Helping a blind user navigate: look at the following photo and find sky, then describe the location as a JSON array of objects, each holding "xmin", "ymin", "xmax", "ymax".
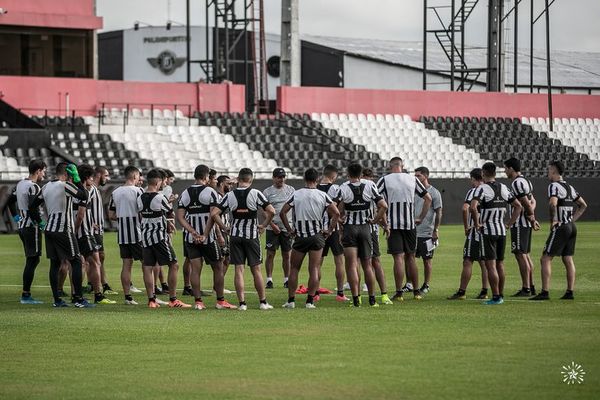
[{"xmin": 97, "ymin": 0, "xmax": 600, "ymax": 53}]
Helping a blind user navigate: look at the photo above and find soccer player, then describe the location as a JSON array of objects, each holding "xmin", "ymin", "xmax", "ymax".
[
  {"xmin": 280, "ymin": 168, "xmax": 340, "ymax": 309},
  {"xmin": 503, "ymin": 157, "xmax": 540, "ymax": 297},
  {"xmin": 377, "ymin": 157, "xmax": 431, "ymax": 301},
  {"xmin": 338, "ymin": 163, "xmax": 388, "ymax": 307},
  {"xmin": 263, "ymin": 167, "xmax": 295, "ymax": 289},
  {"xmin": 8, "ymin": 159, "xmax": 47, "ymax": 304},
  {"xmin": 74, "ymin": 164, "xmax": 115, "ymax": 304},
  {"xmin": 362, "ymin": 168, "xmax": 393, "ymax": 305},
  {"xmin": 108, "ymin": 166, "xmax": 144, "ymax": 304},
  {"xmin": 91, "ymin": 166, "xmax": 117, "ymax": 294},
  {"xmin": 138, "ymin": 169, "xmax": 190, "ymax": 308},
  {"xmin": 448, "ymin": 168, "xmax": 490, "ymax": 300},
  {"xmin": 412, "ymin": 166, "xmax": 443, "ymax": 294},
  {"xmin": 317, "ymin": 164, "xmax": 346, "ymax": 301},
  {"xmin": 205, "ymin": 168, "xmax": 275, "ymax": 310},
  {"xmin": 29, "ymin": 162, "xmax": 94, "ymax": 307},
  {"xmin": 470, "ymin": 162, "xmax": 522, "ymax": 305},
  {"xmin": 216, "ymin": 175, "xmax": 234, "ymax": 291},
  {"xmin": 153, "ymin": 168, "xmax": 170, "ymax": 295},
  {"xmin": 176, "ymin": 165, "xmax": 236, "ymax": 310},
  {"xmin": 530, "ymin": 161, "xmax": 587, "ymax": 301}
]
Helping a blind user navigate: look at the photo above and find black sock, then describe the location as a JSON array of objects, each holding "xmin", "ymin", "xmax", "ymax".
[
  {"xmin": 70, "ymin": 257, "xmax": 83, "ymax": 298},
  {"xmin": 162, "ymin": 283, "xmax": 169, "ymax": 290},
  {"xmin": 288, "ymin": 296, "xmax": 295, "ymax": 303},
  {"xmin": 125, "ymin": 294, "xmax": 133, "ymax": 301},
  {"xmin": 239, "ymin": 301, "xmax": 246, "ymax": 306},
  {"xmin": 337, "ymin": 290, "xmax": 344, "ymax": 297},
  {"xmin": 22, "ymin": 292, "xmax": 31, "ymax": 298},
  {"xmin": 103, "ymin": 283, "xmax": 111, "ymax": 290},
  {"xmin": 499, "ymin": 293, "xmax": 504, "ymax": 298},
  {"xmin": 541, "ymin": 290, "xmax": 549, "ymax": 295},
  {"xmin": 23, "ymin": 256, "xmax": 40, "ymax": 293},
  {"xmin": 184, "ymin": 285, "xmax": 192, "ymax": 291},
  {"xmin": 481, "ymin": 288, "xmax": 488, "ymax": 293},
  {"xmin": 169, "ymin": 296, "xmax": 177, "ymax": 302},
  {"xmin": 493, "ymin": 294, "xmax": 501, "ymax": 301},
  {"xmin": 381, "ymin": 291, "xmax": 387, "ymax": 295},
  {"xmin": 94, "ymin": 292, "xmax": 104, "ymax": 302},
  {"xmin": 49, "ymin": 259, "xmax": 61, "ymax": 302},
  {"xmin": 413, "ymin": 289, "xmax": 420, "ymax": 296},
  {"xmin": 195, "ymin": 297, "xmax": 202, "ymax": 302},
  {"xmin": 369, "ymin": 295, "xmax": 376, "ymax": 305},
  {"xmin": 353, "ymin": 295, "xmax": 360, "ymax": 306},
  {"xmin": 457, "ymin": 289, "xmax": 466, "ymax": 295},
  {"xmin": 260, "ymin": 299, "xmax": 267, "ymax": 304},
  {"xmin": 149, "ymin": 296, "xmax": 156, "ymax": 302},
  {"xmin": 217, "ymin": 296, "xmax": 224, "ymax": 301},
  {"xmin": 522, "ymin": 287, "xmax": 530, "ymax": 292},
  {"xmin": 306, "ymin": 295, "xmax": 314, "ymax": 304},
  {"xmin": 565, "ymin": 289, "xmax": 573, "ymax": 294},
  {"xmin": 396, "ymin": 290, "xmax": 403, "ymax": 296}
]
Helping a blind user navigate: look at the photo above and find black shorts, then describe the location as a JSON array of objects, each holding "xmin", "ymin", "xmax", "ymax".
[
  {"xmin": 293, "ymin": 234, "xmax": 326, "ymax": 254},
  {"xmin": 463, "ymin": 231, "xmax": 482, "ymax": 261},
  {"xmin": 481, "ymin": 235, "xmax": 506, "ymax": 261},
  {"xmin": 45, "ymin": 231, "xmax": 80, "ymax": 261},
  {"xmin": 142, "ymin": 241, "xmax": 177, "ymax": 267},
  {"xmin": 416, "ymin": 237, "xmax": 435, "ymax": 260},
  {"xmin": 341, "ymin": 224, "xmax": 372, "ymax": 260},
  {"xmin": 230, "ymin": 236, "xmax": 262, "ymax": 267},
  {"xmin": 371, "ymin": 231, "xmax": 381, "ymax": 258},
  {"xmin": 94, "ymin": 234, "xmax": 104, "ymax": 252},
  {"xmin": 511, "ymin": 226, "xmax": 532, "ymax": 254},
  {"xmin": 119, "ymin": 243, "xmax": 143, "ymax": 261},
  {"xmin": 19, "ymin": 226, "xmax": 42, "ymax": 258},
  {"xmin": 544, "ymin": 222, "xmax": 577, "ymax": 257},
  {"xmin": 322, "ymin": 230, "xmax": 343, "ymax": 257},
  {"xmin": 78, "ymin": 235, "xmax": 99, "ymax": 257},
  {"xmin": 185, "ymin": 241, "xmax": 221, "ymax": 264},
  {"xmin": 387, "ymin": 229, "xmax": 417, "ymax": 255},
  {"xmin": 265, "ymin": 230, "xmax": 293, "ymax": 252},
  {"xmin": 183, "ymin": 240, "xmax": 188, "ymax": 258}
]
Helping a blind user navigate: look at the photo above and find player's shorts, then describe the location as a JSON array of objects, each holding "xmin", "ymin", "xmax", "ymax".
[
  {"xmin": 463, "ymin": 230, "xmax": 482, "ymax": 261},
  {"xmin": 341, "ymin": 224, "xmax": 373, "ymax": 260},
  {"xmin": 322, "ymin": 230, "xmax": 343, "ymax": 257},
  {"xmin": 371, "ymin": 231, "xmax": 381, "ymax": 258},
  {"xmin": 19, "ymin": 226, "xmax": 42, "ymax": 258},
  {"xmin": 293, "ymin": 233, "xmax": 326, "ymax": 254},
  {"xmin": 230, "ymin": 236, "xmax": 262, "ymax": 267},
  {"xmin": 481, "ymin": 234, "xmax": 506, "ymax": 261},
  {"xmin": 142, "ymin": 241, "xmax": 177, "ymax": 267},
  {"xmin": 543, "ymin": 222, "xmax": 577, "ymax": 257},
  {"xmin": 185, "ymin": 241, "xmax": 221, "ymax": 264},
  {"xmin": 265, "ymin": 230, "xmax": 293, "ymax": 252},
  {"xmin": 45, "ymin": 231, "xmax": 80, "ymax": 261},
  {"xmin": 387, "ymin": 229, "xmax": 417, "ymax": 255},
  {"xmin": 416, "ymin": 236, "xmax": 435, "ymax": 260},
  {"xmin": 119, "ymin": 242, "xmax": 143, "ymax": 261},
  {"xmin": 510, "ymin": 226, "xmax": 532, "ymax": 254},
  {"xmin": 78, "ymin": 235, "xmax": 99, "ymax": 257},
  {"xmin": 94, "ymin": 234, "xmax": 104, "ymax": 252}
]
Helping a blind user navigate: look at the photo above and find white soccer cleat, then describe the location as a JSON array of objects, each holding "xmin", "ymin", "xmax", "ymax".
[
  {"xmin": 259, "ymin": 302, "xmax": 273, "ymax": 310},
  {"xmin": 124, "ymin": 299, "xmax": 138, "ymax": 305},
  {"xmin": 223, "ymin": 288, "xmax": 233, "ymax": 294},
  {"xmin": 342, "ymin": 282, "xmax": 351, "ymax": 290},
  {"xmin": 362, "ymin": 283, "xmax": 368, "ymax": 292},
  {"xmin": 282, "ymin": 302, "xmax": 295, "ymax": 309},
  {"xmin": 238, "ymin": 304, "xmax": 248, "ymax": 311},
  {"xmin": 155, "ymin": 298, "xmax": 169, "ymax": 306},
  {"xmin": 305, "ymin": 303, "xmax": 317, "ymax": 309},
  {"xmin": 129, "ymin": 285, "xmax": 143, "ymax": 294}
]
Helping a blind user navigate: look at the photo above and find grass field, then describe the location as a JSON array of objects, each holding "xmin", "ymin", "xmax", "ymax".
[{"xmin": 0, "ymin": 223, "xmax": 598, "ymax": 399}]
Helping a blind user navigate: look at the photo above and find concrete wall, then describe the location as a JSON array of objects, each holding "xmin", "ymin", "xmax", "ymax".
[{"xmin": 0, "ymin": 0, "xmax": 102, "ymax": 30}]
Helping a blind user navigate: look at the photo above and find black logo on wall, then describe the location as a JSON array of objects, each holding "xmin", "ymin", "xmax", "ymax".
[{"xmin": 147, "ymin": 50, "xmax": 186, "ymax": 75}]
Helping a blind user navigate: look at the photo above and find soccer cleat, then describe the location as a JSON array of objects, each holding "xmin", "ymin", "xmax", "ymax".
[
  {"xmin": 96, "ymin": 297, "xmax": 117, "ymax": 305},
  {"xmin": 103, "ymin": 289, "xmax": 119, "ymax": 295},
  {"xmin": 318, "ymin": 287, "xmax": 334, "ymax": 294},
  {"xmin": 335, "ymin": 294, "xmax": 350, "ymax": 302},
  {"xmin": 57, "ymin": 289, "xmax": 67, "ymax": 297},
  {"xmin": 169, "ymin": 299, "xmax": 192, "ymax": 308},
  {"xmin": 259, "ymin": 302, "xmax": 274, "ymax": 310},
  {"xmin": 529, "ymin": 292, "xmax": 550, "ymax": 301},
  {"xmin": 560, "ymin": 291, "xmax": 574, "ymax": 300},
  {"xmin": 420, "ymin": 284, "xmax": 430, "ymax": 294},
  {"xmin": 201, "ymin": 290, "xmax": 213, "ymax": 296},
  {"xmin": 530, "ymin": 286, "xmax": 537, "ymax": 296},
  {"xmin": 283, "ymin": 281, "xmax": 289, "ymax": 289},
  {"xmin": 380, "ymin": 294, "xmax": 393, "ymax": 305},
  {"xmin": 362, "ymin": 283, "xmax": 368, "ymax": 293},
  {"xmin": 124, "ymin": 299, "xmax": 138, "ymax": 305},
  {"xmin": 238, "ymin": 304, "xmax": 248, "ymax": 311},
  {"xmin": 74, "ymin": 299, "xmax": 96, "ymax": 308},
  {"xmin": 476, "ymin": 290, "xmax": 489, "ymax": 300},
  {"xmin": 53, "ymin": 299, "xmax": 69, "ymax": 307},
  {"xmin": 154, "ymin": 286, "xmax": 163, "ymax": 295},
  {"xmin": 391, "ymin": 293, "xmax": 404, "ymax": 302},
  {"xmin": 414, "ymin": 292, "xmax": 423, "ymax": 300},
  {"xmin": 511, "ymin": 289, "xmax": 531, "ymax": 297},
  {"xmin": 370, "ymin": 302, "xmax": 380, "ymax": 308},
  {"xmin": 447, "ymin": 291, "xmax": 466, "ymax": 300},
  {"xmin": 295, "ymin": 285, "xmax": 308, "ymax": 294},
  {"xmin": 483, "ymin": 297, "xmax": 504, "ymax": 305},
  {"xmin": 266, "ymin": 280, "xmax": 274, "ymax": 289},
  {"xmin": 182, "ymin": 287, "xmax": 193, "ymax": 296},
  {"xmin": 161, "ymin": 283, "xmax": 169, "ymax": 292},
  {"xmin": 342, "ymin": 282, "xmax": 351, "ymax": 290},
  {"xmin": 215, "ymin": 300, "xmax": 237, "ymax": 309},
  {"xmin": 305, "ymin": 303, "xmax": 316, "ymax": 309},
  {"xmin": 20, "ymin": 296, "xmax": 43, "ymax": 305},
  {"xmin": 401, "ymin": 283, "xmax": 413, "ymax": 293},
  {"xmin": 282, "ymin": 302, "xmax": 296, "ymax": 309},
  {"xmin": 129, "ymin": 285, "xmax": 143, "ymax": 294},
  {"xmin": 222, "ymin": 288, "xmax": 233, "ymax": 294},
  {"xmin": 155, "ymin": 298, "xmax": 169, "ymax": 306},
  {"xmin": 194, "ymin": 301, "xmax": 206, "ymax": 310},
  {"xmin": 148, "ymin": 301, "xmax": 160, "ymax": 308}
]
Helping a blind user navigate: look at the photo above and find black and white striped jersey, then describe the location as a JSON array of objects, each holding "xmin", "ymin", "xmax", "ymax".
[
  {"xmin": 377, "ymin": 173, "xmax": 428, "ymax": 230},
  {"xmin": 317, "ymin": 183, "xmax": 340, "ymax": 231},
  {"xmin": 464, "ymin": 187, "xmax": 480, "ymax": 240},
  {"xmin": 547, "ymin": 181, "xmax": 580, "ymax": 225},
  {"xmin": 510, "ymin": 175, "xmax": 534, "ymax": 228},
  {"xmin": 108, "ymin": 185, "xmax": 144, "ymax": 244},
  {"xmin": 178, "ymin": 184, "xmax": 219, "ymax": 244},
  {"xmin": 89, "ymin": 185, "xmax": 105, "ymax": 234},
  {"xmin": 339, "ymin": 179, "xmax": 382, "ymax": 225},
  {"xmin": 39, "ymin": 180, "xmax": 87, "ymax": 233},
  {"xmin": 286, "ymin": 188, "xmax": 332, "ymax": 238},
  {"xmin": 472, "ymin": 181, "xmax": 516, "ymax": 236},
  {"xmin": 137, "ymin": 192, "xmax": 173, "ymax": 247},
  {"xmin": 216, "ymin": 192, "xmax": 231, "ymax": 232},
  {"xmin": 217, "ymin": 187, "xmax": 270, "ymax": 239},
  {"xmin": 367, "ymin": 198, "xmax": 379, "ymax": 234},
  {"xmin": 14, "ymin": 179, "xmax": 42, "ymax": 229},
  {"xmin": 73, "ymin": 187, "xmax": 95, "ymax": 239}
]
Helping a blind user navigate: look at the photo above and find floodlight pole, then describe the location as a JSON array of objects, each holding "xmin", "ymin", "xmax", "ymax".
[
  {"xmin": 530, "ymin": 0, "xmax": 533, "ymax": 93},
  {"xmin": 423, "ymin": 0, "xmax": 427, "ymax": 90},
  {"xmin": 514, "ymin": 0, "xmax": 518, "ymax": 93},
  {"xmin": 186, "ymin": 0, "xmax": 191, "ymax": 83},
  {"xmin": 545, "ymin": 0, "xmax": 553, "ymax": 132}
]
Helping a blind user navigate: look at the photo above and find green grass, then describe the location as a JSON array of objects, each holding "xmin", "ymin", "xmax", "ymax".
[{"xmin": 0, "ymin": 223, "xmax": 598, "ymax": 399}]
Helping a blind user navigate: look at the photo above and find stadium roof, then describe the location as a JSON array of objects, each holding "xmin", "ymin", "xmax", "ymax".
[{"xmin": 304, "ymin": 35, "xmax": 600, "ymax": 89}]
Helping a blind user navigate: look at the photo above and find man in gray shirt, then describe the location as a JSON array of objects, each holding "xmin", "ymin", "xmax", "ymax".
[
  {"xmin": 263, "ymin": 168, "xmax": 295, "ymax": 288},
  {"xmin": 413, "ymin": 167, "xmax": 443, "ymax": 295}
]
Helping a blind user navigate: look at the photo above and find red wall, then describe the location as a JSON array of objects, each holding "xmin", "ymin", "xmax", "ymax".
[
  {"xmin": 0, "ymin": 0, "xmax": 102, "ymax": 29},
  {"xmin": 0, "ymin": 76, "xmax": 245, "ymax": 115},
  {"xmin": 278, "ymin": 86, "xmax": 600, "ymax": 119}
]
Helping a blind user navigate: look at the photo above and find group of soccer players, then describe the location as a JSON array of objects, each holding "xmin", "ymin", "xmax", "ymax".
[{"xmin": 8, "ymin": 154, "xmax": 587, "ymax": 309}]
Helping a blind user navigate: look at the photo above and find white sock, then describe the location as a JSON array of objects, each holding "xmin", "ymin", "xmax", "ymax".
[{"xmin": 267, "ymin": 277, "xmax": 273, "ymax": 283}]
